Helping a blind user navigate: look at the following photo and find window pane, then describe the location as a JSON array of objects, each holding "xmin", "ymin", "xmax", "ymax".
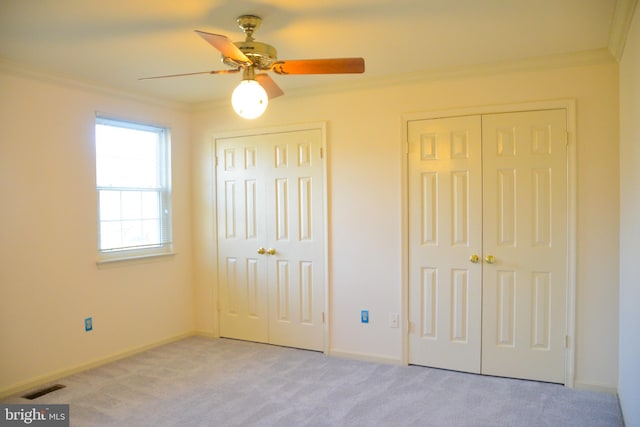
[
  {"xmin": 96, "ymin": 124, "xmax": 159, "ymax": 188},
  {"xmin": 121, "ymin": 191, "xmax": 142, "ymax": 220},
  {"xmin": 142, "ymin": 219, "xmax": 160, "ymax": 245},
  {"xmin": 121, "ymin": 219, "xmax": 143, "ymax": 247},
  {"xmin": 141, "ymin": 192, "xmax": 159, "ymax": 219},
  {"xmin": 99, "ymin": 191, "xmax": 121, "ymax": 221},
  {"xmin": 96, "ymin": 117, "xmax": 172, "ymax": 257},
  {"xmin": 100, "ymin": 221, "xmax": 122, "ymax": 250}
]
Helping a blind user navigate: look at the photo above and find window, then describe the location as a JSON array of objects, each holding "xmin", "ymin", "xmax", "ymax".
[{"xmin": 95, "ymin": 117, "xmax": 172, "ymax": 261}]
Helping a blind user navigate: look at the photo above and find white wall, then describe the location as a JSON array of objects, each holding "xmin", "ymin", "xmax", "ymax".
[
  {"xmin": 619, "ymin": 4, "xmax": 640, "ymax": 426},
  {"xmin": 0, "ymin": 51, "xmax": 621, "ymax": 397},
  {"xmin": 191, "ymin": 56, "xmax": 620, "ymax": 389},
  {"xmin": 0, "ymin": 69, "xmax": 195, "ymax": 396}
]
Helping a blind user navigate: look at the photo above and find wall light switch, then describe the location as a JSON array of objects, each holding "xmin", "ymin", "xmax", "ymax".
[
  {"xmin": 390, "ymin": 313, "xmax": 400, "ymax": 328},
  {"xmin": 85, "ymin": 317, "xmax": 93, "ymax": 332},
  {"xmin": 361, "ymin": 310, "xmax": 369, "ymax": 324}
]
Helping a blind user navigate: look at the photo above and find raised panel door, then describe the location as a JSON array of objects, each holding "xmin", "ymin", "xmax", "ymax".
[
  {"xmin": 481, "ymin": 109, "xmax": 567, "ymax": 382},
  {"xmin": 216, "ymin": 139, "xmax": 269, "ymax": 343},
  {"xmin": 216, "ymin": 129, "xmax": 325, "ymax": 351},
  {"xmin": 407, "ymin": 109, "xmax": 568, "ymax": 383},
  {"xmin": 408, "ymin": 115, "xmax": 483, "ymax": 373},
  {"xmin": 264, "ymin": 130, "xmax": 325, "ymax": 351}
]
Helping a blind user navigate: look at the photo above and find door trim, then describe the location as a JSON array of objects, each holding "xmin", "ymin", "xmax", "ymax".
[
  {"xmin": 211, "ymin": 122, "xmax": 330, "ymax": 354},
  {"xmin": 401, "ymin": 100, "xmax": 577, "ymax": 387}
]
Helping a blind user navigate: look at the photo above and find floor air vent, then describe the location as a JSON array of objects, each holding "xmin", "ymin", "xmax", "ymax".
[{"xmin": 22, "ymin": 384, "xmax": 66, "ymax": 400}]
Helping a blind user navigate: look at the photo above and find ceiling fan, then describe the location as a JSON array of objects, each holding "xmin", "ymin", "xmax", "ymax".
[{"xmin": 141, "ymin": 15, "xmax": 366, "ymax": 118}]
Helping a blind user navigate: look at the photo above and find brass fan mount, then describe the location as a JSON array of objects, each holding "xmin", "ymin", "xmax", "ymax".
[
  {"xmin": 236, "ymin": 15, "xmax": 261, "ymax": 40},
  {"xmin": 223, "ymin": 15, "xmax": 278, "ymax": 70}
]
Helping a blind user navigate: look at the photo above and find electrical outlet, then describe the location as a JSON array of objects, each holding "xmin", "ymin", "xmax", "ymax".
[
  {"xmin": 361, "ymin": 310, "xmax": 369, "ymax": 324},
  {"xmin": 84, "ymin": 317, "xmax": 93, "ymax": 332},
  {"xmin": 389, "ymin": 313, "xmax": 399, "ymax": 328}
]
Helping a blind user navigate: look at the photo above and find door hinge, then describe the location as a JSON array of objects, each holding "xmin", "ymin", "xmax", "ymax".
[
  {"xmin": 322, "ymin": 312, "xmax": 325, "ymax": 323},
  {"xmin": 320, "ymin": 147, "xmax": 324, "ymax": 159},
  {"xmin": 565, "ymin": 131, "xmax": 570, "ymax": 147},
  {"xmin": 565, "ymin": 335, "xmax": 570, "ymax": 348},
  {"xmin": 408, "ymin": 321, "xmax": 413, "ymax": 334}
]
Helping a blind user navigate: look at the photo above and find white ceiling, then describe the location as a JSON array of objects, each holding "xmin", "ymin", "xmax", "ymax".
[{"xmin": 0, "ymin": 0, "xmax": 623, "ymax": 106}]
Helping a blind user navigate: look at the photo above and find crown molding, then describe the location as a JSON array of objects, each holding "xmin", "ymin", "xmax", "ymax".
[
  {"xmin": 0, "ymin": 58, "xmax": 190, "ymax": 112},
  {"xmin": 3, "ymin": 48, "xmax": 617, "ymax": 115},
  {"xmin": 609, "ymin": 0, "xmax": 639, "ymax": 61},
  {"xmin": 275, "ymin": 49, "xmax": 616, "ymax": 102}
]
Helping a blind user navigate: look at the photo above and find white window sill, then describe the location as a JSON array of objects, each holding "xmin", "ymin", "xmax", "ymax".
[{"xmin": 96, "ymin": 251, "xmax": 176, "ymax": 266}]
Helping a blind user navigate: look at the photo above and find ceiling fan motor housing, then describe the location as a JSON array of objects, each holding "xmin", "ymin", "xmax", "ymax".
[{"xmin": 223, "ymin": 41, "xmax": 278, "ymax": 70}]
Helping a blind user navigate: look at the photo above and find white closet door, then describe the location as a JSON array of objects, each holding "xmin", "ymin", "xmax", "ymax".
[
  {"xmin": 481, "ymin": 109, "xmax": 567, "ymax": 383},
  {"xmin": 408, "ymin": 115, "xmax": 483, "ymax": 373},
  {"xmin": 216, "ymin": 129, "xmax": 325, "ymax": 351},
  {"xmin": 216, "ymin": 137, "xmax": 269, "ymax": 343},
  {"xmin": 264, "ymin": 129, "xmax": 325, "ymax": 351}
]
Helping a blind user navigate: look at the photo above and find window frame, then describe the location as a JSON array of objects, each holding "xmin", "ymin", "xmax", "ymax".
[{"xmin": 95, "ymin": 116, "xmax": 173, "ymax": 263}]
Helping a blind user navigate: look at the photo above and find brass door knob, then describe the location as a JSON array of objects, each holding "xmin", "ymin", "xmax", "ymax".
[
  {"xmin": 485, "ymin": 255, "xmax": 496, "ymax": 264},
  {"xmin": 266, "ymin": 248, "xmax": 276, "ymax": 255},
  {"xmin": 469, "ymin": 254, "xmax": 480, "ymax": 264},
  {"xmin": 257, "ymin": 247, "xmax": 266, "ymax": 255}
]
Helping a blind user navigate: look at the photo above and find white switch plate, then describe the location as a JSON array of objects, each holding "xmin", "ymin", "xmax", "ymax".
[{"xmin": 389, "ymin": 313, "xmax": 399, "ymax": 328}]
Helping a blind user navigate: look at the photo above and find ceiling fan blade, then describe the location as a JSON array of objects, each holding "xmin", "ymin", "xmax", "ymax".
[
  {"xmin": 195, "ymin": 30, "xmax": 251, "ymax": 66},
  {"xmin": 139, "ymin": 69, "xmax": 240, "ymax": 80},
  {"xmin": 271, "ymin": 58, "xmax": 365, "ymax": 75},
  {"xmin": 255, "ymin": 74, "xmax": 284, "ymax": 99}
]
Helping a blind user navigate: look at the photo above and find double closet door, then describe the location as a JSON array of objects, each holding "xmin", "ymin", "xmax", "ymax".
[
  {"xmin": 408, "ymin": 110, "xmax": 568, "ymax": 383},
  {"xmin": 216, "ymin": 128, "xmax": 325, "ymax": 351}
]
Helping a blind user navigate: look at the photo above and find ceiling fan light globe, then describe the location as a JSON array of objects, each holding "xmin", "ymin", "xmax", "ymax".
[{"xmin": 231, "ymin": 80, "xmax": 268, "ymax": 119}]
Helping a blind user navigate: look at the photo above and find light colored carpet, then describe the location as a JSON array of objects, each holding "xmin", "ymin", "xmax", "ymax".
[{"xmin": 2, "ymin": 336, "xmax": 623, "ymax": 426}]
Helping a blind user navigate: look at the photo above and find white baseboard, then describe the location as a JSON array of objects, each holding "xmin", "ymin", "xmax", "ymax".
[
  {"xmin": 193, "ymin": 330, "xmax": 218, "ymax": 339},
  {"xmin": 574, "ymin": 381, "xmax": 619, "ymax": 395},
  {"xmin": 329, "ymin": 348, "xmax": 403, "ymax": 366},
  {"xmin": 0, "ymin": 331, "xmax": 195, "ymax": 400}
]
